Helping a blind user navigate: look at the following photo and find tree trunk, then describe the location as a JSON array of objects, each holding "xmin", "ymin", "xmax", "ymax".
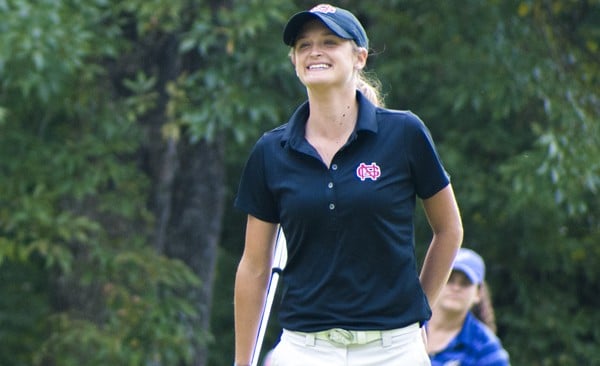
[
  {"xmin": 165, "ymin": 136, "xmax": 225, "ymax": 366},
  {"xmin": 142, "ymin": 32, "xmax": 226, "ymax": 366},
  {"xmin": 148, "ymin": 123, "xmax": 226, "ymax": 366}
]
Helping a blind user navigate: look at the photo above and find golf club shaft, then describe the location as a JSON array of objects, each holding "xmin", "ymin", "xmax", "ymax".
[{"xmin": 250, "ymin": 227, "xmax": 287, "ymax": 366}]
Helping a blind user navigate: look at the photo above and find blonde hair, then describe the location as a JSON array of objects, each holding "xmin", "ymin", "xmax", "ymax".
[
  {"xmin": 356, "ymin": 68, "xmax": 384, "ymax": 107},
  {"xmin": 351, "ymin": 44, "xmax": 384, "ymax": 107}
]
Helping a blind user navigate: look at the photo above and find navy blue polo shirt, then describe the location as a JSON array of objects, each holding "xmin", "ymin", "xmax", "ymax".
[{"xmin": 235, "ymin": 91, "xmax": 450, "ymax": 332}]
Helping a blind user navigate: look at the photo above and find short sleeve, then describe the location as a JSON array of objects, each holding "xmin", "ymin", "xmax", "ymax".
[
  {"xmin": 234, "ymin": 135, "xmax": 279, "ymax": 223},
  {"xmin": 404, "ymin": 113, "xmax": 450, "ymax": 199}
]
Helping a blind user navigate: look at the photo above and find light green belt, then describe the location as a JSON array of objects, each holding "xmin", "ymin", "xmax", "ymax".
[
  {"xmin": 312, "ymin": 328, "xmax": 383, "ymax": 346},
  {"xmin": 292, "ymin": 323, "xmax": 420, "ymax": 347}
]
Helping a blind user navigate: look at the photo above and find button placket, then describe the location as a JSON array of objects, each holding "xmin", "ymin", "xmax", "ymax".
[{"xmin": 328, "ymin": 164, "xmax": 338, "ymax": 211}]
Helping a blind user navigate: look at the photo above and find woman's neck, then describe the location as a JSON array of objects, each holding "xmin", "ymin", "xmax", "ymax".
[
  {"xmin": 302, "ymin": 87, "xmax": 358, "ymax": 167},
  {"xmin": 305, "ymin": 87, "xmax": 358, "ymax": 140}
]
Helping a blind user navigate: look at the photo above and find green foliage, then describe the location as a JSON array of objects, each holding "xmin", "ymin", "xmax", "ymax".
[
  {"xmin": 1, "ymin": 0, "xmax": 599, "ymax": 365},
  {"xmin": 0, "ymin": 261, "xmax": 49, "ymax": 366},
  {"xmin": 166, "ymin": 0, "xmax": 298, "ymax": 144},
  {"xmin": 0, "ymin": 93, "xmax": 203, "ymax": 365},
  {"xmin": 0, "ymin": 0, "xmax": 119, "ymax": 107},
  {"xmin": 34, "ymin": 250, "xmax": 202, "ymax": 366},
  {"xmin": 0, "ymin": 0, "xmax": 203, "ymax": 365}
]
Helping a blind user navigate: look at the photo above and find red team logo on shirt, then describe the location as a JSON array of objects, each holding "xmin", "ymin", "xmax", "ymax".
[{"xmin": 356, "ymin": 162, "xmax": 381, "ymax": 181}]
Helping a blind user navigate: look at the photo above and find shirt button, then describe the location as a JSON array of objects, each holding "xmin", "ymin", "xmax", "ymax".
[
  {"xmin": 328, "ymin": 182, "xmax": 334, "ymax": 189},
  {"xmin": 329, "ymin": 203, "xmax": 335, "ymax": 210},
  {"xmin": 331, "ymin": 164, "xmax": 338, "ymax": 170}
]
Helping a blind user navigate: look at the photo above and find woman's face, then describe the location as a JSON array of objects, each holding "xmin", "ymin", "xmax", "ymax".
[
  {"xmin": 437, "ymin": 270, "xmax": 481, "ymax": 314},
  {"xmin": 290, "ymin": 20, "xmax": 367, "ymax": 90}
]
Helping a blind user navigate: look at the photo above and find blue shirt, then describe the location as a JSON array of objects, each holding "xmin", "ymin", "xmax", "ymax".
[
  {"xmin": 429, "ymin": 312, "xmax": 511, "ymax": 366},
  {"xmin": 235, "ymin": 91, "xmax": 450, "ymax": 332}
]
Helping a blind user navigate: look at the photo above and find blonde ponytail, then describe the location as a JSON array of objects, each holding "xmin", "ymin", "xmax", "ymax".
[
  {"xmin": 356, "ymin": 70, "xmax": 384, "ymax": 107},
  {"xmin": 353, "ymin": 43, "xmax": 384, "ymax": 107}
]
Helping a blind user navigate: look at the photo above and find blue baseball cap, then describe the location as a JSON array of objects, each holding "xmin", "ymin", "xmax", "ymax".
[
  {"xmin": 452, "ymin": 248, "xmax": 486, "ymax": 285},
  {"xmin": 283, "ymin": 4, "xmax": 369, "ymax": 49}
]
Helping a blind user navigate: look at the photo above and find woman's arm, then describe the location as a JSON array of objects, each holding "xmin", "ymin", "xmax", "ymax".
[
  {"xmin": 233, "ymin": 215, "xmax": 278, "ymax": 365},
  {"xmin": 420, "ymin": 184, "xmax": 464, "ymax": 306}
]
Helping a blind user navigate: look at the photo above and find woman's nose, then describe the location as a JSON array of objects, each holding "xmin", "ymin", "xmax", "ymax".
[{"xmin": 309, "ymin": 45, "xmax": 322, "ymax": 57}]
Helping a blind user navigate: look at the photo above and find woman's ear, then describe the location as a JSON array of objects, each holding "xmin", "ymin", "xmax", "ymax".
[{"xmin": 355, "ymin": 47, "xmax": 368, "ymax": 70}]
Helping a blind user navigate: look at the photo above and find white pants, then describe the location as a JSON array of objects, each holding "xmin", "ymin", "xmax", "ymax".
[{"xmin": 270, "ymin": 323, "xmax": 431, "ymax": 366}]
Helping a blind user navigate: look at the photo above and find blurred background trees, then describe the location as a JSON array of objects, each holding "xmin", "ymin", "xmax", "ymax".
[{"xmin": 0, "ymin": 0, "xmax": 598, "ymax": 365}]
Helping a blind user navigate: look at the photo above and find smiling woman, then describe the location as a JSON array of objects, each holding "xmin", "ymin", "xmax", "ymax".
[
  {"xmin": 290, "ymin": 19, "xmax": 367, "ymax": 116},
  {"xmin": 233, "ymin": 4, "xmax": 463, "ymax": 366}
]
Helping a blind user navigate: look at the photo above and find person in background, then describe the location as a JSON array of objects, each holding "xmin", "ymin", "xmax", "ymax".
[
  {"xmin": 427, "ymin": 248, "xmax": 510, "ymax": 365},
  {"xmin": 233, "ymin": 4, "xmax": 463, "ymax": 366}
]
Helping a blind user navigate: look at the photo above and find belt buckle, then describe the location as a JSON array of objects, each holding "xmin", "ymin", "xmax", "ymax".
[{"xmin": 328, "ymin": 328, "xmax": 354, "ymax": 346}]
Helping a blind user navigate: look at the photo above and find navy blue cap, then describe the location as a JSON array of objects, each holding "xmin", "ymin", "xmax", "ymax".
[
  {"xmin": 283, "ymin": 4, "xmax": 369, "ymax": 49},
  {"xmin": 452, "ymin": 248, "xmax": 486, "ymax": 285}
]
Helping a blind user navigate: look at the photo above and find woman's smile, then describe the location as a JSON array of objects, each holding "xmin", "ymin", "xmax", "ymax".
[{"xmin": 307, "ymin": 63, "xmax": 332, "ymax": 70}]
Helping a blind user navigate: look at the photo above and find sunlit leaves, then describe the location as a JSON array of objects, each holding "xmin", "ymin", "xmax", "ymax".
[
  {"xmin": 166, "ymin": 1, "xmax": 297, "ymax": 144},
  {"xmin": 0, "ymin": 0, "xmax": 118, "ymax": 106}
]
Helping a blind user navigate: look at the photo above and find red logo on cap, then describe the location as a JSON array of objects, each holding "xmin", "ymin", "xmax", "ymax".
[
  {"xmin": 356, "ymin": 162, "xmax": 381, "ymax": 181},
  {"xmin": 310, "ymin": 4, "xmax": 336, "ymax": 14}
]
